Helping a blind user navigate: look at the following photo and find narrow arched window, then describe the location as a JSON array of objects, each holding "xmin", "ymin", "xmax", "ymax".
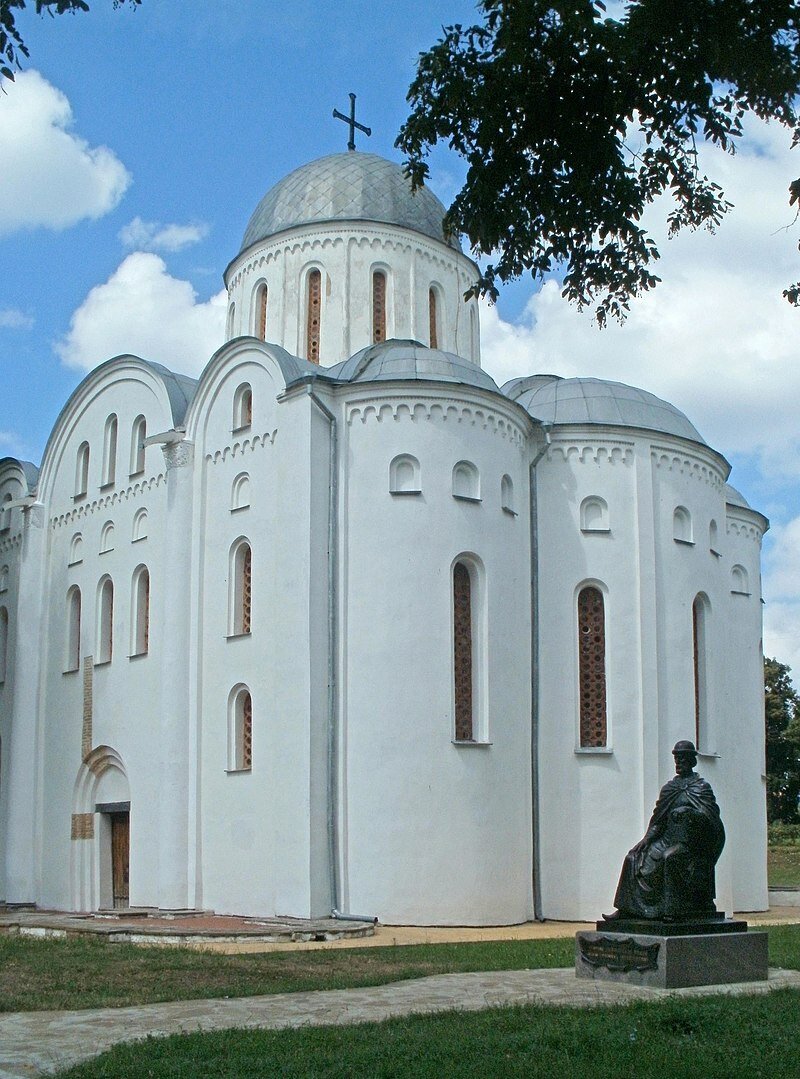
[
  {"xmin": 69, "ymin": 533, "xmax": 83, "ymax": 565},
  {"xmin": 66, "ymin": 586, "xmax": 81, "ymax": 672},
  {"xmin": 372, "ymin": 270, "xmax": 387, "ymax": 343},
  {"xmin": 0, "ymin": 493, "xmax": 11, "ymax": 531},
  {"xmin": 0, "ymin": 565, "xmax": 7, "ymax": 592},
  {"xmin": 255, "ymin": 282, "xmax": 268, "ymax": 340},
  {"xmin": 470, "ymin": 304, "xmax": 478, "ymax": 361},
  {"xmin": 673, "ymin": 506, "xmax": 692, "ymax": 543},
  {"xmin": 229, "ymin": 540, "xmax": 252, "ymax": 635},
  {"xmin": 233, "ymin": 384, "xmax": 253, "ymax": 431},
  {"xmin": 731, "ymin": 564, "xmax": 749, "ymax": 594},
  {"xmin": 132, "ymin": 565, "xmax": 150, "ymax": 656},
  {"xmin": 130, "ymin": 415, "xmax": 146, "ymax": 476},
  {"xmin": 306, "ymin": 269, "xmax": 322, "ymax": 363},
  {"xmin": 75, "ymin": 442, "xmax": 90, "ymax": 498},
  {"xmin": 452, "ymin": 461, "xmax": 480, "ymax": 500},
  {"xmin": 389, "ymin": 454, "xmax": 421, "ymax": 495},
  {"xmin": 577, "ymin": 586, "xmax": 607, "ymax": 748},
  {"xmin": 99, "ymin": 521, "xmax": 115, "ymax": 554},
  {"xmin": 227, "ymin": 302, "xmax": 236, "ymax": 337},
  {"xmin": 581, "ymin": 496, "xmax": 609, "ymax": 532},
  {"xmin": 501, "ymin": 474, "xmax": 515, "ymax": 514},
  {"xmin": 453, "ymin": 562, "xmax": 474, "ymax": 741},
  {"xmin": 0, "ymin": 606, "xmax": 8, "ymax": 683},
  {"xmin": 231, "ymin": 473, "xmax": 251, "ymax": 511},
  {"xmin": 132, "ymin": 508, "xmax": 148, "ymax": 542},
  {"xmin": 693, "ymin": 593, "xmax": 709, "ymax": 750},
  {"xmin": 97, "ymin": 577, "xmax": 114, "ymax": 664},
  {"xmin": 228, "ymin": 685, "xmax": 253, "ymax": 771},
  {"xmin": 102, "ymin": 415, "xmax": 118, "ymax": 487},
  {"xmin": 429, "ymin": 287, "xmax": 439, "ymax": 349}
]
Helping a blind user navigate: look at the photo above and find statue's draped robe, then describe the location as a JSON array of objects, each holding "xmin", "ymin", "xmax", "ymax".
[{"xmin": 613, "ymin": 772, "xmax": 725, "ymax": 920}]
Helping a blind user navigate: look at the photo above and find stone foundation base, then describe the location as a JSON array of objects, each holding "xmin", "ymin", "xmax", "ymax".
[{"xmin": 575, "ymin": 930, "xmax": 768, "ymax": 989}]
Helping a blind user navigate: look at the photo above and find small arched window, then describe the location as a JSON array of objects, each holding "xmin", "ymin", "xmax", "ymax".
[
  {"xmin": 66, "ymin": 586, "xmax": 81, "ymax": 672},
  {"xmin": 501, "ymin": 474, "xmax": 515, "ymax": 514},
  {"xmin": 452, "ymin": 460, "xmax": 480, "ymax": 501},
  {"xmin": 709, "ymin": 519, "xmax": 719, "ymax": 553},
  {"xmin": 99, "ymin": 521, "xmax": 115, "ymax": 554},
  {"xmin": 581, "ymin": 496, "xmax": 609, "ymax": 532},
  {"xmin": 0, "ymin": 493, "xmax": 11, "ymax": 531},
  {"xmin": 132, "ymin": 508, "xmax": 148, "ymax": 542},
  {"xmin": 227, "ymin": 302, "xmax": 236, "ymax": 337},
  {"xmin": 673, "ymin": 506, "xmax": 693, "ymax": 543},
  {"xmin": 229, "ymin": 540, "xmax": 252, "ymax": 636},
  {"xmin": 233, "ymin": 383, "xmax": 253, "ymax": 431},
  {"xmin": 75, "ymin": 442, "xmax": 90, "ymax": 498},
  {"xmin": 102, "ymin": 415, "xmax": 118, "ymax": 487},
  {"xmin": 693, "ymin": 593, "xmax": 710, "ymax": 750},
  {"xmin": 429, "ymin": 286, "xmax": 440, "ymax": 349},
  {"xmin": 228, "ymin": 685, "xmax": 253, "ymax": 771},
  {"xmin": 131, "ymin": 565, "xmax": 150, "ymax": 656},
  {"xmin": 306, "ymin": 268, "xmax": 322, "ymax": 363},
  {"xmin": 470, "ymin": 304, "xmax": 478, "ymax": 361},
  {"xmin": 130, "ymin": 415, "xmax": 147, "ymax": 476},
  {"xmin": 731, "ymin": 564, "xmax": 749, "ymax": 594},
  {"xmin": 389, "ymin": 454, "xmax": 421, "ymax": 495},
  {"xmin": 372, "ymin": 270, "xmax": 387, "ymax": 343},
  {"xmin": 0, "ymin": 565, "xmax": 7, "ymax": 592},
  {"xmin": 255, "ymin": 282, "xmax": 268, "ymax": 340},
  {"xmin": 577, "ymin": 586, "xmax": 607, "ymax": 748},
  {"xmin": 96, "ymin": 576, "xmax": 114, "ymax": 664},
  {"xmin": 69, "ymin": 533, "xmax": 83, "ymax": 565},
  {"xmin": 231, "ymin": 473, "xmax": 251, "ymax": 511},
  {"xmin": 0, "ymin": 606, "xmax": 8, "ymax": 683}
]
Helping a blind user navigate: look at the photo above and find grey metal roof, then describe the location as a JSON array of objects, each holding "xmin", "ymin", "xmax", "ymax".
[
  {"xmin": 320, "ymin": 340, "xmax": 500, "ymax": 393},
  {"xmin": 724, "ymin": 483, "xmax": 751, "ymax": 509},
  {"xmin": 143, "ymin": 361, "xmax": 198, "ymax": 427},
  {"xmin": 240, "ymin": 153, "xmax": 459, "ymax": 253},
  {"xmin": 0, "ymin": 458, "xmax": 39, "ymax": 492},
  {"xmin": 504, "ymin": 375, "xmax": 707, "ymax": 445}
]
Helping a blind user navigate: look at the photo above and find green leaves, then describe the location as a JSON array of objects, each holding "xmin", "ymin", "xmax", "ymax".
[{"xmin": 398, "ymin": 0, "xmax": 800, "ymax": 323}]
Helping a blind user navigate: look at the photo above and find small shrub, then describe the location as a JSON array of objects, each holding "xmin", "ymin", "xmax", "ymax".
[{"xmin": 768, "ymin": 822, "xmax": 800, "ymax": 846}]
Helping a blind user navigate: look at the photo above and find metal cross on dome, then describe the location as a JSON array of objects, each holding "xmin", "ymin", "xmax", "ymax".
[{"xmin": 333, "ymin": 93, "xmax": 372, "ymax": 151}]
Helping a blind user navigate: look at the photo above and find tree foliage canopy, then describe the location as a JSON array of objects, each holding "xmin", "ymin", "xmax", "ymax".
[
  {"xmin": 0, "ymin": 1, "xmax": 140, "ymax": 84},
  {"xmin": 765, "ymin": 657, "xmax": 800, "ymax": 823},
  {"xmin": 397, "ymin": 1, "xmax": 800, "ymax": 324}
]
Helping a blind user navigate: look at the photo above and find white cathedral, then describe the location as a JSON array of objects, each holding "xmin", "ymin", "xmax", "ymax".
[{"xmin": 0, "ymin": 149, "xmax": 769, "ymax": 925}]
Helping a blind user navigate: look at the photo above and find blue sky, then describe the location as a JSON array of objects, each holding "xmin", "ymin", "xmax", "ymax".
[{"xmin": 2, "ymin": 0, "xmax": 799, "ymax": 678}]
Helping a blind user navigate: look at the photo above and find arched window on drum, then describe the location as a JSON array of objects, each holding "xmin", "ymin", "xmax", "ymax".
[{"xmin": 577, "ymin": 585, "xmax": 607, "ymax": 748}]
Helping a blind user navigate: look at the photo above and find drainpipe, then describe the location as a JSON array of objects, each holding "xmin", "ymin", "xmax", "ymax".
[{"xmin": 529, "ymin": 425, "xmax": 551, "ymax": 922}]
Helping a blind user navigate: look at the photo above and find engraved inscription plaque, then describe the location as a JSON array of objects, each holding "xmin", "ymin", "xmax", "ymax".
[{"xmin": 579, "ymin": 935, "xmax": 660, "ymax": 973}]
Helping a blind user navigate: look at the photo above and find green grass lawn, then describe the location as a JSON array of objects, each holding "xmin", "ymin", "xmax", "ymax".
[
  {"xmin": 768, "ymin": 844, "xmax": 800, "ymax": 888},
  {"xmin": 0, "ymin": 935, "xmax": 572, "ymax": 1012},
  {"xmin": 2, "ymin": 925, "xmax": 799, "ymax": 1014},
  {"xmin": 53, "ymin": 989, "xmax": 800, "ymax": 1079}
]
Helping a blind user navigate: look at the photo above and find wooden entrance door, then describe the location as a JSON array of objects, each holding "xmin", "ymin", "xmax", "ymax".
[{"xmin": 110, "ymin": 812, "xmax": 130, "ymax": 909}]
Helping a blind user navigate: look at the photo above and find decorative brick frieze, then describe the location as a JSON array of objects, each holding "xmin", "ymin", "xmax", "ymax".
[
  {"xmin": 650, "ymin": 447, "xmax": 726, "ymax": 490},
  {"xmin": 205, "ymin": 429, "xmax": 278, "ymax": 466},
  {"xmin": 548, "ymin": 441, "xmax": 634, "ymax": 465},
  {"xmin": 346, "ymin": 400, "xmax": 527, "ymax": 446},
  {"xmin": 51, "ymin": 473, "xmax": 166, "ymax": 530}
]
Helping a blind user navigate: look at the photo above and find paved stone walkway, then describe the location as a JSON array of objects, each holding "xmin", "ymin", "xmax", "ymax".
[{"xmin": 2, "ymin": 967, "xmax": 799, "ymax": 1078}]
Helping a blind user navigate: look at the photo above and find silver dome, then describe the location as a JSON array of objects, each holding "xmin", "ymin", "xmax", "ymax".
[
  {"xmin": 504, "ymin": 376, "xmax": 706, "ymax": 445},
  {"xmin": 240, "ymin": 153, "xmax": 459, "ymax": 253}
]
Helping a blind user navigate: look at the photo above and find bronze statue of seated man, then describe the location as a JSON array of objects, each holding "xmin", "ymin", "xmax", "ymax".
[{"xmin": 606, "ymin": 740, "xmax": 725, "ymax": 922}]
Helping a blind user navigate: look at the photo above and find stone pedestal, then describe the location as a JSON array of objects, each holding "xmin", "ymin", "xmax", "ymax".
[{"xmin": 575, "ymin": 929, "xmax": 768, "ymax": 989}]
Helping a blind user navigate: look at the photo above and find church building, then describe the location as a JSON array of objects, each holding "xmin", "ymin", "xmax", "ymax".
[{"xmin": 0, "ymin": 146, "xmax": 769, "ymax": 924}]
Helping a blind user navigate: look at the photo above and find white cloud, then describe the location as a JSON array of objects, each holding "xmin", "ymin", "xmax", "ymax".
[
  {"xmin": 0, "ymin": 308, "xmax": 33, "ymax": 329},
  {"xmin": 55, "ymin": 253, "xmax": 226, "ymax": 375},
  {"xmin": 119, "ymin": 217, "xmax": 210, "ymax": 253},
  {"xmin": 0, "ymin": 70, "xmax": 130, "ymax": 236}
]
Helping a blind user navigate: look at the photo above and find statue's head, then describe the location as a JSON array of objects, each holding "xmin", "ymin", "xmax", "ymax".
[{"xmin": 672, "ymin": 739, "xmax": 697, "ymax": 774}]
